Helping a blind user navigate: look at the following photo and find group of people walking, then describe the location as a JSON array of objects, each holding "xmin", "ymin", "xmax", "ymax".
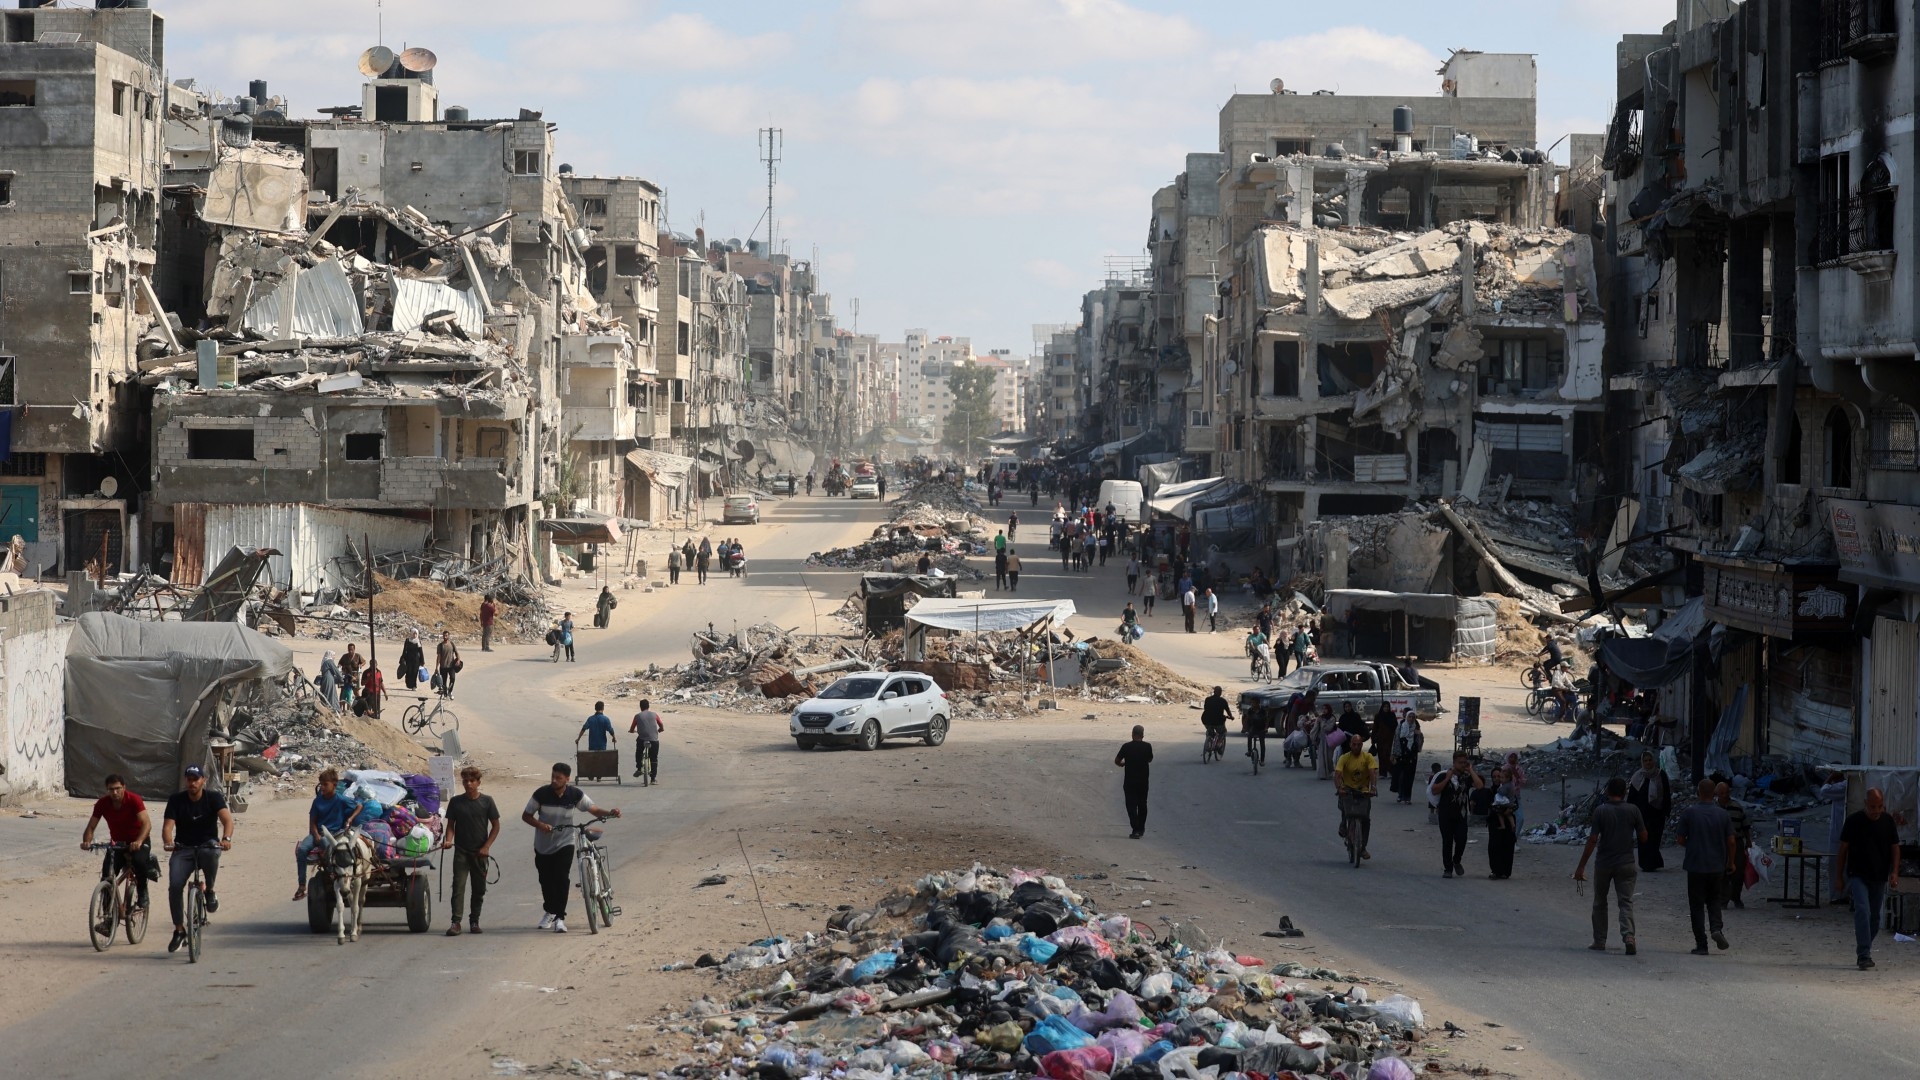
[{"xmin": 665, "ymin": 536, "xmax": 748, "ymax": 585}]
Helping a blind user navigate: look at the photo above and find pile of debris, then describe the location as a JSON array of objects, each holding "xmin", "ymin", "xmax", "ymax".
[
  {"xmin": 640, "ymin": 864, "xmax": 1439, "ymax": 1080},
  {"xmin": 808, "ymin": 482, "xmax": 992, "ymax": 577},
  {"xmin": 607, "ymin": 624, "xmax": 887, "ymax": 713},
  {"xmin": 228, "ymin": 686, "xmax": 431, "ymax": 794}
]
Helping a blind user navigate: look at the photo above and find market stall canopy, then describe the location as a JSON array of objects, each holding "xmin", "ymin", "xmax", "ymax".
[
  {"xmin": 905, "ymin": 597, "xmax": 1076, "ymax": 633},
  {"xmin": 857, "ymin": 573, "xmax": 959, "ymax": 633},
  {"xmin": 1091, "ymin": 433, "xmax": 1148, "ymax": 462},
  {"xmin": 538, "ymin": 517, "xmax": 623, "ymax": 546},
  {"xmin": 1139, "ymin": 459, "xmax": 1183, "ymax": 495},
  {"xmin": 625, "ymin": 448, "xmax": 695, "ymax": 490},
  {"xmin": 1146, "ymin": 476, "xmax": 1226, "ymax": 518},
  {"xmin": 1597, "ymin": 596, "xmax": 1707, "ymax": 688},
  {"xmin": 64, "ymin": 613, "xmax": 294, "ymax": 798},
  {"xmin": 986, "ymin": 432, "xmax": 1041, "ymax": 447}
]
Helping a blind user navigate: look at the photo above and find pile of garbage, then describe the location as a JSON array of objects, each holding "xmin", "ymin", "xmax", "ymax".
[{"xmin": 646, "ymin": 865, "xmax": 1438, "ymax": 1080}]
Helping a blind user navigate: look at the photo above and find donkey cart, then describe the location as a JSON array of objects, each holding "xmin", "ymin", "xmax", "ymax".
[{"xmin": 307, "ymin": 835, "xmax": 436, "ymax": 939}]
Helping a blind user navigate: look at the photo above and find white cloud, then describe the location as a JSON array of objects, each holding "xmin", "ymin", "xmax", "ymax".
[
  {"xmin": 847, "ymin": 0, "xmax": 1206, "ymax": 70},
  {"xmin": 1216, "ymin": 28, "xmax": 1441, "ymax": 99},
  {"xmin": 1556, "ymin": 0, "xmax": 1681, "ymax": 32}
]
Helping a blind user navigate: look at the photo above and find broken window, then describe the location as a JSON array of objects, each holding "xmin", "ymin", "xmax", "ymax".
[
  {"xmin": 343, "ymin": 433, "xmax": 384, "ymax": 461},
  {"xmin": 513, "ymin": 149, "xmax": 543, "ymax": 176},
  {"xmin": 0, "ymin": 354, "xmax": 11, "ymax": 406},
  {"xmin": 0, "ymin": 171, "xmax": 12, "ymax": 206},
  {"xmin": 111, "ymin": 81, "xmax": 126, "ymax": 116},
  {"xmin": 373, "ymin": 85, "xmax": 408, "ymax": 123},
  {"xmin": 677, "ymin": 321, "xmax": 690, "ymax": 356},
  {"xmin": 578, "ymin": 196, "xmax": 607, "ymax": 216},
  {"xmin": 187, "ymin": 427, "xmax": 255, "ymax": 460},
  {"xmin": 68, "ymin": 271, "xmax": 93, "ymax": 295},
  {"xmin": 614, "ymin": 247, "xmax": 648, "ymax": 277},
  {"xmin": 584, "ymin": 245, "xmax": 609, "ymax": 295},
  {"xmin": 1479, "ymin": 336, "xmax": 1564, "ymax": 395},
  {"xmin": 1816, "ymin": 152, "xmax": 1852, "ymax": 262},
  {"xmin": 0, "ymin": 452, "xmax": 45, "ymax": 477},
  {"xmin": 1871, "ymin": 407, "xmax": 1918, "ymax": 470},
  {"xmin": 632, "ymin": 316, "xmax": 651, "ymax": 345},
  {"xmin": 1824, "ymin": 408, "xmax": 1856, "ymax": 488},
  {"xmin": 1270, "ymin": 340, "xmax": 1300, "ymax": 396},
  {"xmin": 1476, "ymin": 416, "xmax": 1565, "ymax": 480},
  {"xmin": 1317, "ymin": 342, "xmax": 1380, "ymax": 396},
  {"xmin": 94, "ymin": 185, "xmax": 122, "ymax": 229},
  {"xmin": 474, "ymin": 427, "xmax": 508, "ymax": 460},
  {"xmin": 0, "ymin": 79, "xmax": 34, "ymax": 108},
  {"xmin": 309, "ymin": 147, "xmax": 339, "ymax": 199},
  {"xmin": 1857, "ymin": 157, "xmax": 1896, "ymax": 253}
]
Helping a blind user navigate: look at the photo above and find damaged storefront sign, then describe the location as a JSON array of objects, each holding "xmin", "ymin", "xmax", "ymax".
[
  {"xmin": 1829, "ymin": 498, "xmax": 1920, "ymax": 592},
  {"xmin": 1701, "ymin": 559, "xmax": 1854, "ymax": 639}
]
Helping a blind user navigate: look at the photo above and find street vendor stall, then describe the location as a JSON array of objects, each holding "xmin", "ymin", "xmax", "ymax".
[{"xmin": 902, "ymin": 597, "xmax": 1076, "ymax": 661}]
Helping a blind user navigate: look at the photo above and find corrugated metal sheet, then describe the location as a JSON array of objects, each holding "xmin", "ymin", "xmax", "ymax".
[
  {"xmin": 1871, "ymin": 617, "xmax": 1919, "ymax": 767},
  {"xmin": 624, "ymin": 449, "xmax": 694, "ymax": 490},
  {"xmin": 197, "ymin": 504, "xmax": 432, "ymax": 595},
  {"xmin": 391, "ymin": 278, "xmax": 486, "ymax": 336},
  {"xmin": 241, "ymin": 258, "xmax": 366, "ymax": 340},
  {"xmin": 1768, "ymin": 642, "xmax": 1855, "ymax": 765}
]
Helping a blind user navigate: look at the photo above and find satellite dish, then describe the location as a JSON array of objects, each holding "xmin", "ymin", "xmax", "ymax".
[
  {"xmin": 358, "ymin": 45, "xmax": 395, "ymax": 78},
  {"xmin": 99, "ymin": 476, "xmax": 119, "ymax": 498},
  {"xmin": 1269, "ymin": 77, "xmax": 1285, "ymax": 93},
  {"xmin": 1222, "ymin": 360, "xmax": 1240, "ymax": 376},
  {"xmin": 398, "ymin": 47, "xmax": 438, "ymax": 73}
]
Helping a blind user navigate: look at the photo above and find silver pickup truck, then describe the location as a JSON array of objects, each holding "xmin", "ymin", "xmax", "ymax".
[{"xmin": 1237, "ymin": 660, "xmax": 1442, "ymax": 727}]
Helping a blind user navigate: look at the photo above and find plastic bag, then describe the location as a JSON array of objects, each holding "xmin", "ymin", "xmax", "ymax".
[
  {"xmin": 847, "ymin": 950, "xmax": 898, "ymax": 984},
  {"xmin": 1025, "ymin": 1014, "xmax": 1097, "ymax": 1056},
  {"xmin": 1040, "ymin": 1046, "xmax": 1115, "ymax": 1080},
  {"xmin": 1050, "ymin": 925, "xmax": 1116, "ymax": 958},
  {"xmin": 1097, "ymin": 1026, "xmax": 1152, "ymax": 1065},
  {"xmin": 1368, "ymin": 1058, "xmax": 1418, "ymax": 1080},
  {"xmin": 1370, "ymin": 994, "xmax": 1424, "ymax": 1030},
  {"xmin": 1134, "ymin": 1040, "xmax": 1175, "ymax": 1066},
  {"xmin": 1069, "ymin": 990, "xmax": 1142, "ymax": 1033},
  {"xmin": 1137, "ymin": 972, "xmax": 1175, "ymax": 999},
  {"xmin": 1154, "ymin": 1045, "xmax": 1205, "ymax": 1080},
  {"xmin": 980, "ymin": 1021, "xmax": 1026, "ymax": 1052},
  {"xmin": 1018, "ymin": 934, "xmax": 1061, "ymax": 963},
  {"xmin": 1748, "ymin": 842, "xmax": 1774, "ymax": 885}
]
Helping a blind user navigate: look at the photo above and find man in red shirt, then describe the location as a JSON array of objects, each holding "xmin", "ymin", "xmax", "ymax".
[
  {"xmin": 81, "ymin": 773, "xmax": 154, "ymax": 910},
  {"xmin": 479, "ymin": 594, "xmax": 498, "ymax": 652}
]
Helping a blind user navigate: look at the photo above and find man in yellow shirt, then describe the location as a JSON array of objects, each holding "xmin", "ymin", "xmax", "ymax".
[{"xmin": 1333, "ymin": 732, "xmax": 1379, "ymax": 860}]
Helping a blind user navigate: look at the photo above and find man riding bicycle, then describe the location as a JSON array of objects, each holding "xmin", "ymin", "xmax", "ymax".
[
  {"xmin": 82, "ymin": 773, "xmax": 154, "ymax": 915},
  {"xmin": 1245, "ymin": 627, "xmax": 1272, "ymax": 678},
  {"xmin": 1201, "ymin": 685, "xmax": 1234, "ymax": 755},
  {"xmin": 1333, "ymin": 733, "xmax": 1379, "ymax": 860},
  {"xmin": 1549, "ymin": 662, "xmax": 1578, "ymax": 721},
  {"xmin": 161, "ymin": 765, "xmax": 234, "ymax": 953}
]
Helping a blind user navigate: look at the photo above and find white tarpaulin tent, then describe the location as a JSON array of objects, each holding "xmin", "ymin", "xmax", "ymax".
[
  {"xmin": 1146, "ymin": 476, "xmax": 1226, "ymax": 518},
  {"xmin": 903, "ymin": 597, "xmax": 1076, "ymax": 659}
]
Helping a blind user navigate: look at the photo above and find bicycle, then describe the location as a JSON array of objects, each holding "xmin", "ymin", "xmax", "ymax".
[
  {"xmin": 556, "ymin": 821, "xmax": 621, "ymax": 934},
  {"xmin": 1202, "ymin": 726, "xmax": 1226, "ymax": 764},
  {"xmin": 1245, "ymin": 726, "xmax": 1268, "ymax": 775},
  {"xmin": 400, "ymin": 695, "xmax": 461, "ymax": 739},
  {"xmin": 85, "ymin": 842, "xmax": 149, "ymax": 951},
  {"xmin": 1339, "ymin": 789, "xmax": 1375, "ymax": 868},
  {"xmin": 1249, "ymin": 649, "xmax": 1274, "ymax": 682},
  {"xmin": 170, "ymin": 841, "xmax": 222, "ymax": 963}
]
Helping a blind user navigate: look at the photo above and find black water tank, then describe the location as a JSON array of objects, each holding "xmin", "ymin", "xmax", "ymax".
[
  {"xmin": 444, "ymin": 105, "xmax": 470, "ymax": 123},
  {"xmin": 1393, "ymin": 105, "xmax": 1414, "ymax": 136},
  {"xmin": 220, "ymin": 112, "xmax": 253, "ymax": 148},
  {"xmin": 249, "ymin": 79, "xmax": 268, "ymax": 102}
]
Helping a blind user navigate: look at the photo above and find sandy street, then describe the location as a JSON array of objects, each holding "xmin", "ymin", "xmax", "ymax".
[{"xmin": 1, "ymin": 490, "xmax": 1907, "ymax": 1080}]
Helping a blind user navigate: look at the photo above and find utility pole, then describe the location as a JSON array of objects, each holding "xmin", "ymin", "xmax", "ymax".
[{"xmin": 758, "ymin": 127, "xmax": 782, "ymax": 255}]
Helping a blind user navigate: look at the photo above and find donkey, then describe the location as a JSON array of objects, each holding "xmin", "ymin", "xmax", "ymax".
[{"xmin": 319, "ymin": 825, "xmax": 373, "ymax": 944}]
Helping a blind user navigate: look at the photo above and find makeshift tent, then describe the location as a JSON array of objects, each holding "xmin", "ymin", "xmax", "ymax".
[
  {"xmin": 902, "ymin": 597, "xmax": 1076, "ymax": 660},
  {"xmin": 857, "ymin": 573, "xmax": 959, "ymax": 633},
  {"xmin": 1090, "ymin": 433, "xmax": 1148, "ymax": 462},
  {"xmin": 1138, "ymin": 459, "xmax": 1183, "ymax": 495},
  {"xmin": 1325, "ymin": 589, "xmax": 1500, "ymax": 662},
  {"xmin": 538, "ymin": 518, "xmax": 623, "ymax": 546},
  {"xmin": 1146, "ymin": 476, "xmax": 1227, "ymax": 519},
  {"xmin": 1598, "ymin": 597, "xmax": 1707, "ymax": 688},
  {"xmin": 64, "ymin": 613, "xmax": 294, "ymax": 797}
]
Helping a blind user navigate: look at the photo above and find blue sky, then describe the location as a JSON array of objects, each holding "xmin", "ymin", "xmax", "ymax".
[{"xmin": 164, "ymin": 0, "xmax": 1677, "ymax": 352}]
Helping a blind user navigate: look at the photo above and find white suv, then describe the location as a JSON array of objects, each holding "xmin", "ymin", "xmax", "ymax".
[{"xmin": 791, "ymin": 673, "xmax": 950, "ymax": 750}]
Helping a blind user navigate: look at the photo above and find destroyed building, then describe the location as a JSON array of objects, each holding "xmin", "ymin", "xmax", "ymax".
[
  {"xmin": 1601, "ymin": 0, "xmax": 1917, "ymax": 768},
  {"xmin": 0, "ymin": 2, "xmax": 170, "ymax": 577},
  {"xmin": 657, "ymin": 230, "xmax": 752, "ymax": 496},
  {"xmin": 141, "ymin": 52, "xmax": 647, "ymax": 593}
]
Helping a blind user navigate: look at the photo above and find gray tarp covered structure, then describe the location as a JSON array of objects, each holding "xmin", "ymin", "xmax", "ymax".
[
  {"xmin": 1325, "ymin": 589, "xmax": 1500, "ymax": 661},
  {"xmin": 63, "ymin": 613, "xmax": 294, "ymax": 797},
  {"xmin": 857, "ymin": 573, "xmax": 959, "ymax": 633},
  {"xmin": 1597, "ymin": 597, "xmax": 1707, "ymax": 689}
]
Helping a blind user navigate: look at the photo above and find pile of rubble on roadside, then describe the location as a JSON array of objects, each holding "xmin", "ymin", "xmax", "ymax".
[
  {"xmin": 292, "ymin": 572, "xmax": 552, "ymax": 645},
  {"xmin": 225, "ymin": 685, "xmax": 431, "ymax": 797},
  {"xmin": 629, "ymin": 864, "xmax": 1444, "ymax": 1080},
  {"xmin": 807, "ymin": 482, "xmax": 992, "ymax": 578},
  {"xmin": 604, "ymin": 622, "xmax": 1211, "ymax": 720}
]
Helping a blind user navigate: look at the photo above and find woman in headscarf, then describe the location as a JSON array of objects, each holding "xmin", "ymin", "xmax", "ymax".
[
  {"xmin": 1626, "ymin": 750, "xmax": 1672, "ymax": 871},
  {"xmin": 1486, "ymin": 765, "xmax": 1519, "ymax": 879},
  {"xmin": 317, "ymin": 650, "xmax": 344, "ymax": 711},
  {"xmin": 398, "ymin": 629, "xmax": 425, "ymax": 692}
]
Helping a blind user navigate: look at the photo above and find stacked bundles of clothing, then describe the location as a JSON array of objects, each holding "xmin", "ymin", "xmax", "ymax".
[{"xmin": 344, "ymin": 769, "xmax": 445, "ymax": 862}]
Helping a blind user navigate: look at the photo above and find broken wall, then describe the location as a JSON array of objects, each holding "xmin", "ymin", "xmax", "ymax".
[{"xmin": 0, "ymin": 591, "xmax": 72, "ymax": 799}]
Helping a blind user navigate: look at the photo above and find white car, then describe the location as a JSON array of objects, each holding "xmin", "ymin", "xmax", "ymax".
[
  {"xmin": 791, "ymin": 672, "xmax": 949, "ymax": 750},
  {"xmin": 849, "ymin": 476, "xmax": 881, "ymax": 499}
]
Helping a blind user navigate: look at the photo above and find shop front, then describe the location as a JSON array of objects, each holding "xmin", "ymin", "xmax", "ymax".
[
  {"xmin": 1701, "ymin": 558, "xmax": 1857, "ymax": 766},
  {"xmin": 1829, "ymin": 499, "xmax": 1920, "ymax": 766}
]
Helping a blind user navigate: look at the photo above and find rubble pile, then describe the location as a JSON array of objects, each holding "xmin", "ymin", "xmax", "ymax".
[
  {"xmin": 1078, "ymin": 639, "xmax": 1212, "ymax": 704},
  {"xmin": 300, "ymin": 573, "xmax": 550, "ymax": 644},
  {"xmin": 607, "ymin": 624, "xmax": 887, "ymax": 713},
  {"xmin": 229, "ymin": 688, "xmax": 431, "ymax": 791},
  {"xmin": 808, "ymin": 482, "xmax": 991, "ymax": 578},
  {"xmin": 647, "ymin": 865, "xmax": 1437, "ymax": 1080}
]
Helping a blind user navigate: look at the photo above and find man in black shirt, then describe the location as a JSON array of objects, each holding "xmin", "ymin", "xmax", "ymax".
[
  {"xmin": 161, "ymin": 765, "xmax": 233, "ymax": 953},
  {"xmin": 441, "ymin": 765, "xmax": 502, "ymax": 936},
  {"xmin": 1114, "ymin": 726, "xmax": 1153, "ymax": 839},
  {"xmin": 1839, "ymin": 787, "xmax": 1903, "ymax": 970}
]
